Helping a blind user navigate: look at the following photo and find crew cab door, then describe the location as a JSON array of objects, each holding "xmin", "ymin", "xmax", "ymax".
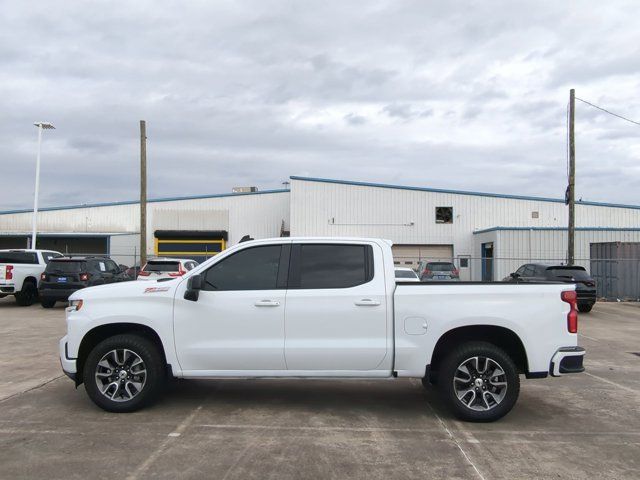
[
  {"xmin": 284, "ymin": 242, "xmax": 389, "ymax": 372},
  {"xmin": 173, "ymin": 244, "xmax": 289, "ymax": 373}
]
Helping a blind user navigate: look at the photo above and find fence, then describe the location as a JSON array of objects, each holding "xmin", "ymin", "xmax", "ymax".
[
  {"xmin": 393, "ymin": 255, "xmax": 640, "ymax": 301},
  {"xmin": 52, "ymin": 248, "xmax": 640, "ymax": 301}
]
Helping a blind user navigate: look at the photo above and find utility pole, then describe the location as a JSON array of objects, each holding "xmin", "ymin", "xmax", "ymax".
[
  {"xmin": 31, "ymin": 122, "xmax": 55, "ymax": 249},
  {"xmin": 140, "ymin": 120, "xmax": 147, "ymax": 267},
  {"xmin": 568, "ymin": 89, "xmax": 576, "ymax": 265}
]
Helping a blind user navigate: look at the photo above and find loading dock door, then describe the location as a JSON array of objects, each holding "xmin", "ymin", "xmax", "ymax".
[
  {"xmin": 392, "ymin": 245, "xmax": 454, "ymax": 270},
  {"xmin": 154, "ymin": 230, "xmax": 227, "ymax": 263}
]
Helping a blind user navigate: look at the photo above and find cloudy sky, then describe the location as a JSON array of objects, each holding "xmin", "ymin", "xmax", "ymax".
[{"xmin": 1, "ymin": 0, "xmax": 639, "ymax": 210}]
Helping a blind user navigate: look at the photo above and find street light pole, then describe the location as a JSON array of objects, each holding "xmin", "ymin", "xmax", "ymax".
[{"xmin": 31, "ymin": 122, "xmax": 55, "ymax": 249}]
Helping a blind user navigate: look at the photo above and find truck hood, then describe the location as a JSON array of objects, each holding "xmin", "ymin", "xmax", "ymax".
[{"xmin": 69, "ymin": 279, "xmax": 182, "ymax": 301}]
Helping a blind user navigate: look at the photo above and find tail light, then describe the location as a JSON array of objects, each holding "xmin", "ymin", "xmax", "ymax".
[
  {"xmin": 79, "ymin": 273, "xmax": 90, "ymax": 281},
  {"xmin": 561, "ymin": 290, "xmax": 578, "ymax": 333},
  {"xmin": 40, "ymin": 272, "xmax": 47, "ymax": 281},
  {"xmin": 168, "ymin": 266, "xmax": 187, "ymax": 277},
  {"xmin": 423, "ymin": 268, "xmax": 431, "ymax": 276},
  {"xmin": 6, "ymin": 265, "xmax": 13, "ymax": 280},
  {"xmin": 138, "ymin": 271, "xmax": 150, "ymax": 277},
  {"xmin": 452, "ymin": 268, "xmax": 459, "ymax": 277}
]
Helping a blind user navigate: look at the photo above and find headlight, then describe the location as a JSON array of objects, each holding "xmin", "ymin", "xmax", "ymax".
[{"xmin": 69, "ymin": 299, "xmax": 83, "ymax": 311}]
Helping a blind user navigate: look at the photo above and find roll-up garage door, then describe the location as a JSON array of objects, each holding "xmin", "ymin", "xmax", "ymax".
[
  {"xmin": 154, "ymin": 230, "xmax": 227, "ymax": 263},
  {"xmin": 392, "ymin": 245, "xmax": 454, "ymax": 269}
]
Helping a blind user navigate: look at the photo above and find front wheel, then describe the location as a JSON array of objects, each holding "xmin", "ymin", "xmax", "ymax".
[
  {"xmin": 41, "ymin": 299, "xmax": 56, "ymax": 308},
  {"xmin": 15, "ymin": 282, "xmax": 37, "ymax": 306},
  {"xmin": 439, "ymin": 341, "xmax": 520, "ymax": 422},
  {"xmin": 83, "ymin": 334, "xmax": 166, "ymax": 412}
]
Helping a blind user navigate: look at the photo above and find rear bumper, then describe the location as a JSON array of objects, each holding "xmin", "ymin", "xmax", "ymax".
[
  {"xmin": 577, "ymin": 289, "xmax": 596, "ymax": 305},
  {"xmin": 59, "ymin": 336, "xmax": 77, "ymax": 381},
  {"xmin": 39, "ymin": 287, "xmax": 80, "ymax": 301},
  {"xmin": 0, "ymin": 284, "xmax": 16, "ymax": 294},
  {"xmin": 550, "ymin": 346, "xmax": 585, "ymax": 377}
]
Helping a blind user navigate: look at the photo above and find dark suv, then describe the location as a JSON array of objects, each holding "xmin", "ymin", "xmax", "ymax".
[
  {"xmin": 39, "ymin": 256, "xmax": 127, "ymax": 308},
  {"xmin": 506, "ymin": 264, "xmax": 596, "ymax": 312}
]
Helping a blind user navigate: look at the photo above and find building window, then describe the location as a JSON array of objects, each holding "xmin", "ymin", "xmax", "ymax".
[
  {"xmin": 460, "ymin": 258, "xmax": 469, "ymax": 268},
  {"xmin": 436, "ymin": 207, "xmax": 453, "ymax": 224},
  {"xmin": 531, "ymin": 211, "xmax": 539, "ymax": 219}
]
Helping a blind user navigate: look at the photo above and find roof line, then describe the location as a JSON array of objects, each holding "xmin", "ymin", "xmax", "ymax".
[
  {"xmin": 473, "ymin": 226, "xmax": 640, "ymax": 234},
  {"xmin": 289, "ymin": 176, "xmax": 640, "ymax": 210},
  {"xmin": 0, "ymin": 189, "xmax": 290, "ymax": 215}
]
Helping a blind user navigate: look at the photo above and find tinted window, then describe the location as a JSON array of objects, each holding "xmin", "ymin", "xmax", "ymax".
[
  {"xmin": 204, "ymin": 245, "xmax": 281, "ymax": 291},
  {"xmin": 298, "ymin": 244, "xmax": 371, "ymax": 289},
  {"xmin": 395, "ymin": 270, "xmax": 417, "ymax": 279},
  {"xmin": 523, "ymin": 265, "xmax": 535, "ymax": 276},
  {"xmin": 42, "ymin": 252, "xmax": 62, "ymax": 264},
  {"xmin": 46, "ymin": 260, "xmax": 84, "ymax": 273},
  {"xmin": 0, "ymin": 252, "xmax": 38, "ymax": 264},
  {"xmin": 105, "ymin": 260, "xmax": 119, "ymax": 273},
  {"xmin": 547, "ymin": 268, "xmax": 591, "ymax": 281},
  {"xmin": 515, "ymin": 266, "xmax": 526, "ymax": 276},
  {"xmin": 427, "ymin": 262, "xmax": 454, "ymax": 271},
  {"xmin": 145, "ymin": 261, "xmax": 180, "ymax": 272}
]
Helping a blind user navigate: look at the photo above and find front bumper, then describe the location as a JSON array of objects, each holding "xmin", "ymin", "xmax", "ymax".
[
  {"xmin": 59, "ymin": 336, "xmax": 77, "ymax": 381},
  {"xmin": 550, "ymin": 346, "xmax": 585, "ymax": 377}
]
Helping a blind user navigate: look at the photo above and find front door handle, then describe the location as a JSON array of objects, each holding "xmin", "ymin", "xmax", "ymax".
[
  {"xmin": 354, "ymin": 299, "xmax": 381, "ymax": 306},
  {"xmin": 254, "ymin": 299, "xmax": 280, "ymax": 307}
]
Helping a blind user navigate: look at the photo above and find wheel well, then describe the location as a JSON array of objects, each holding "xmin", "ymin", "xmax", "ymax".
[
  {"xmin": 23, "ymin": 276, "xmax": 37, "ymax": 287},
  {"xmin": 76, "ymin": 323, "xmax": 168, "ymax": 386},
  {"xmin": 429, "ymin": 325, "xmax": 528, "ymax": 377}
]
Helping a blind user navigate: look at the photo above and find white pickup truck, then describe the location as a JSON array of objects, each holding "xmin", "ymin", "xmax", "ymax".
[
  {"xmin": 0, "ymin": 249, "xmax": 63, "ymax": 306},
  {"xmin": 59, "ymin": 237, "xmax": 585, "ymax": 422}
]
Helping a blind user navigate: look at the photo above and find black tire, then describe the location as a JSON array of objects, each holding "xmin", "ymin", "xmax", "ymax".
[
  {"xmin": 578, "ymin": 303, "xmax": 593, "ymax": 313},
  {"xmin": 41, "ymin": 299, "xmax": 56, "ymax": 308},
  {"xmin": 15, "ymin": 281, "xmax": 37, "ymax": 306},
  {"xmin": 439, "ymin": 341, "xmax": 520, "ymax": 422},
  {"xmin": 83, "ymin": 334, "xmax": 166, "ymax": 413}
]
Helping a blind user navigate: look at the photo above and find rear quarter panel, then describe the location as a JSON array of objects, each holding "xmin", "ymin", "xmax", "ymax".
[{"xmin": 393, "ymin": 283, "xmax": 578, "ymax": 376}]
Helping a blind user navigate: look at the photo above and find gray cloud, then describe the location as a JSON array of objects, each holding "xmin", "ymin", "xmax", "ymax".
[{"xmin": 0, "ymin": 0, "xmax": 639, "ymax": 211}]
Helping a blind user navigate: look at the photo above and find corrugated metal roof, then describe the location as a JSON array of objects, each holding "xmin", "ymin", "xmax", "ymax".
[
  {"xmin": 0, "ymin": 189, "xmax": 290, "ymax": 215},
  {"xmin": 290, "ymin": 176, "xmax": 640, "ymax": 210}
]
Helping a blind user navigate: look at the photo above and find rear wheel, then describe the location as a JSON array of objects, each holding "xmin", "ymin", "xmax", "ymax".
[
  {"xmin": 15, "ymin": 282, "xmax": 37, "ymax": 306},
  {"xmin": 578, "ymin": 303, "xmax": 593, "ymax": 313},
  {"xmin": 41, "ymin": 299, "xmax": 56, "ymax": 308},
  {"xmin": 83, "ymin": 334, "xmax": 165, "ymax": 412},
  {"xmin": 439, "ymin": 341, "xmax": 520, "ymax": 422}
]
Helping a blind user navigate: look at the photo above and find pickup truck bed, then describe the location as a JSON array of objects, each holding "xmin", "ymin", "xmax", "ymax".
[{"xmin": 59, "ymin": 237, "xmax": 584, "ymax": 422}]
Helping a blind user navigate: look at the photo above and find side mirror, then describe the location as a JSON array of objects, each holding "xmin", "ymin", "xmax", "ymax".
[
  {"xmin": 184, "ymin": 274, "xmax": 203, "ymax": 302},
  {"xmin": 510, "ymin": 272, "xmax": 519, "ymax": 279}
]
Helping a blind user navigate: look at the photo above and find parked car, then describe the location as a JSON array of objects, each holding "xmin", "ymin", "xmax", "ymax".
[
  {"xmin": 395, "ymin": 267, "xmax": 420, "ymax": 282},
  {"xmin": 505, "ymin": 264, "xmax": 596, "ymax": 312},
  {"xmin": 39, "ymin": 256, "xmax": 128, "ymax": 308},
  {"xmin": 60, "ymin": 237, "xmax": 584, "ymax": 422},
  {"xmin": 137, "ymin": 258, "xmax": 199, "ymax": 281},
  {"xmin": 0, "ymin": 249, "xmax": 63, "ymax": 306},
  {"xmin": 418, "ymin": 261, "xmax": 460, "ymax": 281}
]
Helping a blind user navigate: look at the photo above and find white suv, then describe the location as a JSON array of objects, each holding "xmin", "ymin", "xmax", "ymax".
[{"xmin": 137, "ymin": 258, "xmax": 199, "ymax": 281}]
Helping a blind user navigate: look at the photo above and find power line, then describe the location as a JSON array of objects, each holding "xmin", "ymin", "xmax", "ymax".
[{"xmin": 575, "ymin": 97, "xmax": 640, "ymax": 127}]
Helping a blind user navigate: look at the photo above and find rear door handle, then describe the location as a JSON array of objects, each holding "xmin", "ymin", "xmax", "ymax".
[
  {"xmin": 254, "ymin": 299, "xmax": 280, "ymax": 307},
  {"xmin": 354, "ymin": 299, "xmax": 381, "ymax": 306}
]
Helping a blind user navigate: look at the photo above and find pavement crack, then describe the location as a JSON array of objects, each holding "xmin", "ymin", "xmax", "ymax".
[{"xmin": 0, "ymin": 375, "xmax": 64, "ymax": 403}]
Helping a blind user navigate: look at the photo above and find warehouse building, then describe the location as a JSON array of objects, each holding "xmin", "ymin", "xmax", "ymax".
[{"xmin": 1, "ymin": 176, "xmax": 639, "ymax": 281}]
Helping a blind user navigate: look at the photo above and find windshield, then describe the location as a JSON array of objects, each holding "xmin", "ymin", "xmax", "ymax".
[
  {"xmin": 0, "ymin": 252, "xmax": 38, "ymax": 264},
  {"xmin": 47, "ymin": 261, "xmax": 84, "ymax": 273},
  {"xmin": 427, "ymin": 262, "xmax": 454, "ymax": 271},
  {"xmin": 144, "ymin": 261, "xmax": 180, "ymax": 272},
  {"xmin": 547, "ymin": 267, "xmax": 591, "ymax": 281},
  {"xmin": 395, "ymin": 270, "xmax": 417, "ymax": 279}
]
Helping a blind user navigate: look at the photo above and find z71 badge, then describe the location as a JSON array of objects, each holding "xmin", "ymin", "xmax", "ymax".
[{"xmin": 144, "ymin": 287, "xmax": 170, "ymax": 293}]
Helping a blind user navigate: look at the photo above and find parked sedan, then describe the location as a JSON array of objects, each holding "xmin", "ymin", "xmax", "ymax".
[
  {"xmin": 418, "ymin": 261, "xmax": 460, "ymax": 281},
  {"xmin": 505, "ymin": 263, "xmax": 596, "ymax": 312},
  {"xmin": 395, "ymin": 267, "xmax": 421, "ymax": 282},
  {"xmin": 137, "ymin": 258, "xmax": 199, "ymax": 281},
  {"xmin": 39, "ymin": 256, "xmax": 128, "ymax": 307}
]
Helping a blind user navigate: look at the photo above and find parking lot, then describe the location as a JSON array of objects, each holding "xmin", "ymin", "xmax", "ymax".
[{"xmin": 0, "ymin": 297, "xmax": 638, "ymax": 479}]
